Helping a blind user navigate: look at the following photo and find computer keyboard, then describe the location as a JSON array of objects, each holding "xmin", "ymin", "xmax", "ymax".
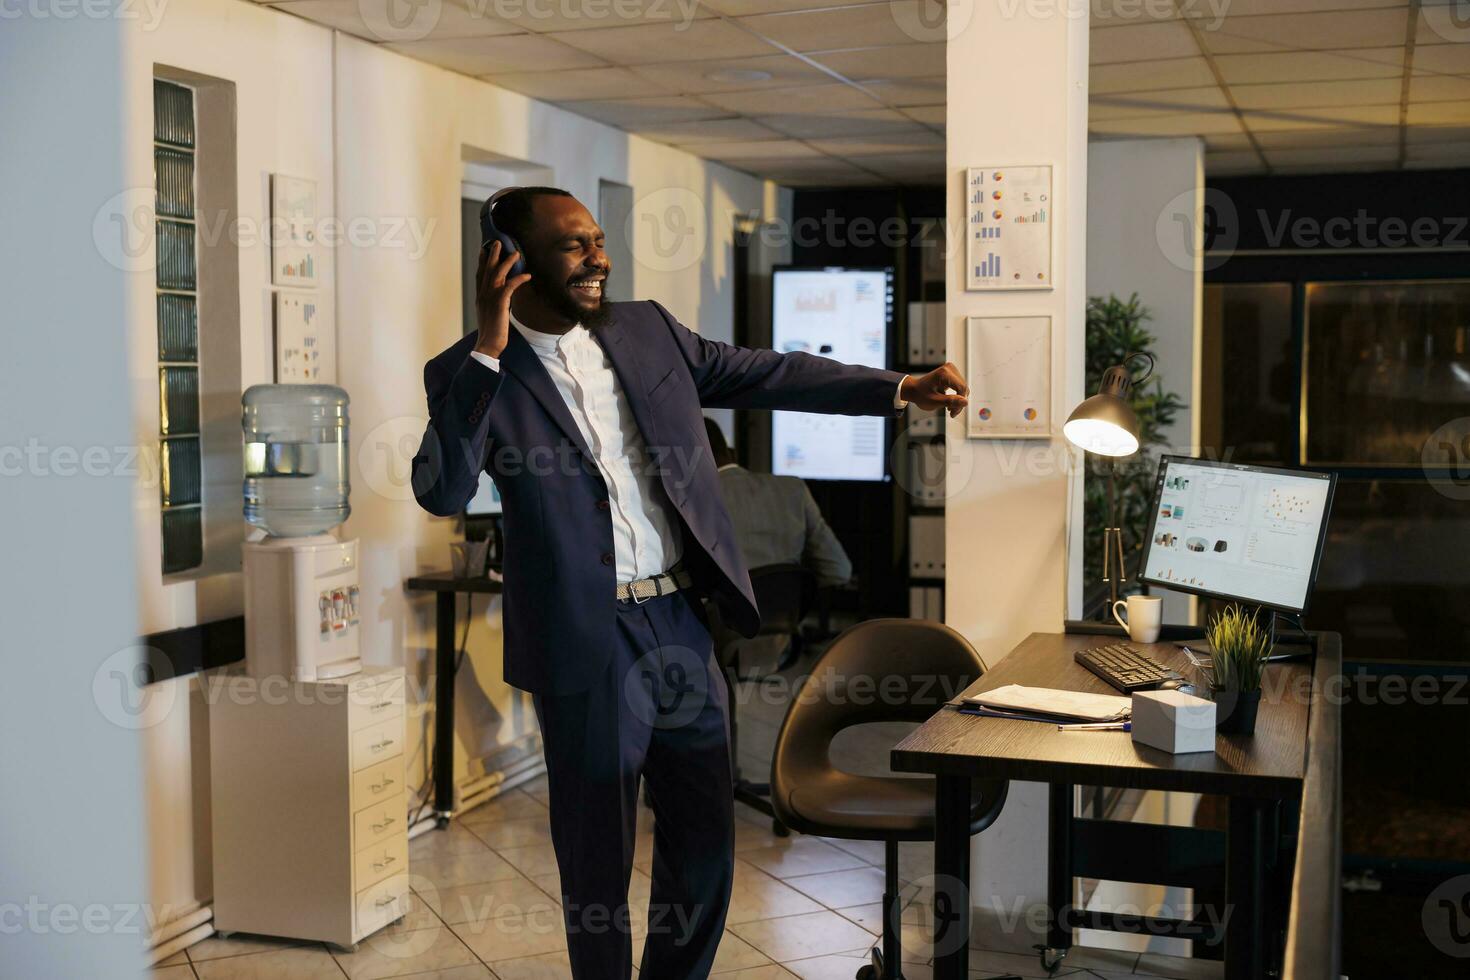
[{"xmin": 1074, "ymin": 643, "xmax": 1183, "ymax": 693}]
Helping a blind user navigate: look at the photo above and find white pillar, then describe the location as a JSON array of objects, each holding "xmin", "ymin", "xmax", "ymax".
[{"xmin": 944, "ymin": 0, "xmax": 1090, "ymax": 950}]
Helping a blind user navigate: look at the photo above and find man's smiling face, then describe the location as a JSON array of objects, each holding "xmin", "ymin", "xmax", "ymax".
[{"xmin": 518, "ymin": 194, "xmax": 611, "ymax": 328}]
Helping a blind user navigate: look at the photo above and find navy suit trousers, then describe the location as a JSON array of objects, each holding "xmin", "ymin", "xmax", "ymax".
[{"xmin": 532, "ymin": 590, "xmax": 736, "ymax": 979}]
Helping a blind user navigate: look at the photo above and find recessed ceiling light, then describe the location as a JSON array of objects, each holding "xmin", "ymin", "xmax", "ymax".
[{"xmin": 705, "ymin": 68, "xmax": 774, "ymax": 83}]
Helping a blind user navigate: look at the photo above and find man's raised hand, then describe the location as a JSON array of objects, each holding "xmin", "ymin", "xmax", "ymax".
[
  {"xmin": 474, "ymin": 240, "xmax": 532, "ymax": 359},
  {"xmin": 901, "ymin": 362, "xmax": 970, "ymax": 419}
]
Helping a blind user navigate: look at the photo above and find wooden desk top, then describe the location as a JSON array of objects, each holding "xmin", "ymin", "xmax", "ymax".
[
  {"xmin": 891, "ymin": 631, "xmax": 1324, "ymax": 799},
  {"xmin": 404, "ymin": 570, "xmax": 504, "ymax": 594}
]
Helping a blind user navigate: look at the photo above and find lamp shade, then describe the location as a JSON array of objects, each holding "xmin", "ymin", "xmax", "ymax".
[{"xmin": 1063, "ymin": 361, "xmax": 1143, "ymax": 457}]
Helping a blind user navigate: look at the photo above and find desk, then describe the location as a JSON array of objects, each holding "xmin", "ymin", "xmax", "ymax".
[
  {"xmin": 403, "ymin": 571, "xmax": 503, "ymax": 826},
  {"xmin": 891, "ymin": 626, "xmax": 1341, "ymax": 980}
]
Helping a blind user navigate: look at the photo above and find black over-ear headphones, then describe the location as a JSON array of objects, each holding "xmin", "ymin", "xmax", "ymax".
[{"xmin": 480, "ymin": 186, "xmax": 527, "ymax": 277}]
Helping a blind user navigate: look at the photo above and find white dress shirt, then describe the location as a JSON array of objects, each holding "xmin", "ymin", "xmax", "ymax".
[
  {"xmin": 470, "ymin": 317, "xmax": 681, "ymax": 584},
  {"xmin": 470, "ymin": 317, "xmax": 910, "ymax": 584}
]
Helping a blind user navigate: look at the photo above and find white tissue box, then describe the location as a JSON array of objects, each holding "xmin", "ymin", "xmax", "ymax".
[{"xmin": 1131, "ymin": 689, "xmax": 1216, "ymax": 754}]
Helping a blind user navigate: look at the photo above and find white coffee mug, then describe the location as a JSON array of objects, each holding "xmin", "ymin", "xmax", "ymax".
[{"xmin": 1112, "ymin": 595, "xmax": 1163, "ymax": 644}]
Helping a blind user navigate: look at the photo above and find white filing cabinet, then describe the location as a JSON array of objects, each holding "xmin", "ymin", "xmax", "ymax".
[{"xmin": 210, "ymin": 666, "xmax": 409, "ymax": 949}]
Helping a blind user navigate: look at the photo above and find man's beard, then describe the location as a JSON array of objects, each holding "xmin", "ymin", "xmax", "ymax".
[{"xmin": 528, "ymin": 264, "xmax": 613, "ymax": 329}]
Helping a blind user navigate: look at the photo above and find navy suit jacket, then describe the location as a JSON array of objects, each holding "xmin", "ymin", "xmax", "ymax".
[{"xmin": 412, "ymin": 299, "xmax": 905, "ymax": 695}]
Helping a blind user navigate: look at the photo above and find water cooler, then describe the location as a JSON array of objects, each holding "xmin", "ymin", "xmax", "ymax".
[{"xmin": 241, "ymin": 384, "xmax": 361, "ymax": 682}]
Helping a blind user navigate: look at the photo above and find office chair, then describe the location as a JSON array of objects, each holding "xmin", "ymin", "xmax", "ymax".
[
  {"xmin": 709, "ymin": 564, "xmax": 816, "ymax": 834},
  {"xmin": 770, "ymin": 619, "xmax": 1010, "ymax": 980}
]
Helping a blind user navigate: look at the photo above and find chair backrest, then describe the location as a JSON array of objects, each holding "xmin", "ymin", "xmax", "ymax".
[
  {"xmin": 771, "ymin": 618, "xmax": 986, "ymax": 800},
  {"xmin": 709, "ymin": 563, "xmax": 816, "ymax": 670}
]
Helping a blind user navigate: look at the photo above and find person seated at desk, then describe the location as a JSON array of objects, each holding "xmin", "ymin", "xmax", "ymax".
[{"xmin": 703, "ymin": 416, "xmax": 852, "ymax": 587}]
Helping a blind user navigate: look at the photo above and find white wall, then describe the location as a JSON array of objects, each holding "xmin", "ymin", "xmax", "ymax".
[
  {"xmin": 944, "ymin": 1, "xmax": 1089, "ymax": 946},
  {"xmin": 116, "ymin": 0, "xmax": 779, "ymax": 933},
  {"xmin": 1, "ymin": 15, "xmax": 148, "ymax": 980},
  {"xmin": 1087, "ymin": 137, "xmax": 1204, "ymax": 625}
]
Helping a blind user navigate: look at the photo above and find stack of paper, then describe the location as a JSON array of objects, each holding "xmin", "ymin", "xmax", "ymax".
[{"xmin": 962, "ymin": 684, "xmax": 1132, "ymax": 723}]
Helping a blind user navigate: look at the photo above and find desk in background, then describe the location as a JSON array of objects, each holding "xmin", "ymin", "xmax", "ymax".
[
  {"xmin": 403, "ymin": 571, "xmax": 503, "ymax": 826},
  {"xmin": 891, "ymin": 625, "xmax": 1341, "ymax": 980}
]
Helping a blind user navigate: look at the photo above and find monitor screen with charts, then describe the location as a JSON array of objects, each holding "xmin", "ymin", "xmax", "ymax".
[
  {"xmin": 1139, "ymin": 456, "xmax": 1336, "ymax": 614},
  {"xmin": 770, "ymin": 266, "xmax": 894, "ymax": 482}
]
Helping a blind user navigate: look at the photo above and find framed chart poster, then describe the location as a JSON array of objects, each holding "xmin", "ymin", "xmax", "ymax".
[
  {"xmin": 273, "ymin": 291, "xmax": 326, "ymax": 383},
  {"xmin": 966, "ymin": 315, "xmax": 1051, "ymax": 439},
  {"xmin": 965, "ymin": 166, "xmax": 1053, "ymax": 291},
  {"xmin": 271, "ymin": 174, "xmax": 318, "ymax": 286}
]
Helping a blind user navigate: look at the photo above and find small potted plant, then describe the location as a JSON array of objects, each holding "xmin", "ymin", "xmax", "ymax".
[{"xmin": 1206, "ymin": 604, "xmax": 1272, "ymax": 735}]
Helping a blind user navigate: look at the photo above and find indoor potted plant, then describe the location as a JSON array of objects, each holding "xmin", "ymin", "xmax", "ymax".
[{"xmin": 1206, "ymin": 604, "xmax": 1273, "ymax": 735}]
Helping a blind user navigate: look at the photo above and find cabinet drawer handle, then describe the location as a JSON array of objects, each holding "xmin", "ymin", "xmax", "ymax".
[
  {"xmin": 372, "ymin": 855, "xmax": 397, "ymax": 871},
  {"xmin": 375, "ymin": 895, "xmax": 397, "ymax": 908},
  {"xmin": 372, "ymin": 816, "xmax": 396, "ymax": 832},
  {"xmin": 370, "ymin": 738, "xmax": 395, "ymax": 753},
  {"xmin": 370, "ymin": 777, "xmax": 396, "ymax": 793},
  {"xmin": 371, "ymin": 701, "xmax": 393, "ymax": 711}
]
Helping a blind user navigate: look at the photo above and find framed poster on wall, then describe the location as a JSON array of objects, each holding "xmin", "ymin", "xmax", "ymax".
[
  {"xmin": 273, "ymin": 291, "xmax": 326, "ymax": 383},
  {"xmin": 965, "ymin": 165, "xmax": 1053, "ymax": 291},
  {"xmin": 270, "ymin": 174, "xmax": 318, "ymax": 287},
  {"xmin": 966, "ymin": 315, "xmax": 1051, "ymax": 439}
]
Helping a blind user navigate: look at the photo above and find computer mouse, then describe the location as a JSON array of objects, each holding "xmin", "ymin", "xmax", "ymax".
[{"xmin": 1157, "ymin": 679, "xmax": 1195, "ymax": 694}]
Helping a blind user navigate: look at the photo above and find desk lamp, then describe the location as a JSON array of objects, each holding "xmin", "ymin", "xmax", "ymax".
[{"xmin": 1063, "ymin": 352, "xmax": 1151, "ymax": 610}]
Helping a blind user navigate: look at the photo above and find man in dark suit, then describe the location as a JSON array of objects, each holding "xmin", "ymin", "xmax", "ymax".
[{"xmin": 412, "ymin": 187, "xmax": 968, "ymax": 980}]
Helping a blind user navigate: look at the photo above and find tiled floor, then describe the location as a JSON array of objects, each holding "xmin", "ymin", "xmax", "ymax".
[{"xmin": 155, "ymin": 661, "xmax": 1221, "ymax": 980}]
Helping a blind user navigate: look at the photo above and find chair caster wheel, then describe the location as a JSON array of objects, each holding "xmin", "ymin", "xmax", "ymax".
[
  {"xmin": 772, "ymin": 819, "xmax": 790, "ymax": 837},
  {"xmin": 856, "ymin": 967, "xmax": 877, "ymax": 980},
  {"xmin": 215, "ymin": 930, "xmax": 233, "ymax": 940},
  {"xmin": 1035, "ymin": 944, "xmax": 1068, "ymax": 974}
]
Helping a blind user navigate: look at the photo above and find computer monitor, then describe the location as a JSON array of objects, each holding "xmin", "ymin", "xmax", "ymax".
[
  {"xmin": 465, "ymin": 472, "xmax": 503, "ymax": 517},
  {"xmin": 1138, "ymin": 455, "xmax": 1336, "ymax": 615},
  {"xmin": 769, "ymin": 265, "xmax": 894, "ymax": 482}
]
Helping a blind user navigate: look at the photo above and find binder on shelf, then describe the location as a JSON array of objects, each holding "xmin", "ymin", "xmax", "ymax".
[
  {"xmin": 906, "ymin": 401, "xmax": 940, "ymax": 437},
  {"xmin": 923, "ymin": 302, "xmax": 946, "ymax": 363},
  {"xmin": 908, "ymin": 585, "xmax": 944, "ymax": 621},
  {"xmin": 908, "ymin": 514, "xmax": 945, "ymax": 576},
  {"xmin": 906, "ymin": 301, "xmax": 926, "ymax": 364}
]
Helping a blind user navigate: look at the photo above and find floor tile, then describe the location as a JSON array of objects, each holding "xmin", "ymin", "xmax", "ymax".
[
  {"xmin": 1136, "ymin": 950, "xmax": 1224, "ymax": 979},
  {"xmin": 725, "ymin": 860, "xmax": 825, "ymax": 924},
  {"xmin": 464, "ymin": 814, "xmax": 554, "ymax": 851},
  {"xmin": 330, "ymin": 924, "xmax": 478, "ymax": 979},
  {"xmin": 397, "ymin": 967, "xmax": 492, "ymax": 980},
  {"xmin": 420, "ymin": 874, "xmax": 560, "ymax": 927},
  {"xmin": 784, "ymin": 866, "xmax": 886, "ymax": 908},
  {"xmin": 713, "ymin": 968, "xmax": 796, "ymax": 979},
  {"xmin": 458, "ymin": 787, "xmax": 548, "ymax": 825},
  {"xmin": 729, "ymin": 910, "xmax": 875, "ymax": 962},
  {"xmin": 415, "ymin": 848, "xmax": 522, "ymax": 889},
  {"xmin": 191, "ymin": 946, "xmax": 343, "ymax": 980},
  {"xmin": 779, "ymin": 948, "xmax": 881, "ymax": 980},
  {"xmin": 739, "ymin": 838, "xmax": 869, "ymax": 880},
  {"xmin": 966, "ymin": 946, "xmax": 1087, "ymax": 978},
  {"xmin": 156, "ymin": 951, "xmax": 189, "ymax": 967},
  {"xmin": 820, "ymin": 837, "xmax": 886, "ymax": 866},
  {"xmin": 151, "ymin": 966, "xmax": 195, "ymax": 980},
  {"xmin": 495, "ymin": 843, "xmax": 562, "ymax": 879},
  {"xmin": 410, "ymin": 825, "xmax": 494, "ymax": 862},
  {"xmin": 450, "ymin": 911, "xmax": 568, "ymax": 963},
  {"xmin": 486, "ymin": 950, "xmax": 573, "ymax": 979},
  {"xmin": 188, "ymin": 933, "xmax": 317, "ymax": 962}
]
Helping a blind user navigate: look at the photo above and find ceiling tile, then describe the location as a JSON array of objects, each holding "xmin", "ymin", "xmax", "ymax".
[
  {"xmin": 1416, "ymin": 5, "xmax": 1470, "ymax": 47},
  {"xmin": 1211, "ymin": 47, "xmax": 1405, "ymax": 85},
  {"xmin": 634, "ymin": 116, "xmax": 787, "ymax": 143},
  {"xmin": 558, "ymin": 95, "xmax": 729, "ymax": 126},
  {"xmin": 858, "ymin": 76, "xmax": 945, "ymax": 108},
  {"xmin": 812, "ymin": 42, "xmax": 937, "ymax": 80},
  {"xmin": 1198, "ymin": 9, "xmax": 1413, "ymax": 56},
  {"xmin": 1201, "ymin": 130, "xmax": 1255, "ymax": 151},
  {"xmin": 485, "ymin": 0, "xmax": 715, "ymax": 33},
  {"xmin": 1090, "ymin": 86, "xmax": 1230, "ymax": 120},
  {"xmin": 1090, "ymin": 111, "xmax": 1244, "ymax": 138},
  {"xmin": 1205, "ymin": 150, "xmax": 1268, "ymax": 176},
  {"xmin": 1405, "ymin": 142, "xmax": 1470, "ymax": 169},
  {"xmin": 1090, "ymin": 22, "xmax": 1199, "ymax": 65},
  {"xmin": 1253, "ymin": 126, "xmax": 1400, "ymax": 150},
  {"xmin": 808, "ymin": 131, "xmax": 942, "ymax": 155},
  {"xmin": 901, "ymin": 104, "xmax": 945, "ymax": 127},
  {"xmin": 760, "ymin": 157, "xmax": 878, "ymax": 185},
  {"xmin": 1090, "ymin": 0, "xmax": 1178, "ymax": 26},
  {"xmin": 482, "ymin": 66, "xmax": 666, "ymax": 99},
  {"xmin": 703, "ymin": 81, "xmax": 884, "ymax": 113},
  {"xmin": 1090, "ymin": 57, "xmax": 1216, "ymax": 94},
  {"xmin": 757, "ymin": 106, "xmax": 922, "ymax": 138},
  {"xmin": 693, "ymin": 139, "xmax": 825, "ymax": 160},
  {"xmin": 1239, "ymin": 104, "xmax": 1401, "ymax": 131},
  {"xmin": 704, "ymin": 0, "xmax": 881, "ymax": 14},
  {"xmin": 1408, "ymin": 101, "xmax": 1470, "ymax": 126},
  {"xmin": 1409, "ymin": 43, "xmax": 1470, "ymax": 76},
  {"xmin": 736, "ymin": 4, "xmax": 926, "ymax": 52},
  {"xmin": 1406, "ymin": 125, "xmax": 1470, "ymax": 146},
  {"xmin": 389, "ymin": 34, "xmax": 604, "ymax": 75},
  {"xmin": 630, "ymin": 54, "xmax": 827, "ymax": 94},
  {"xmin": 548, "ymin": 18, "xmax": 776, "ymax": 64},
  {"xmin": 1229, "ymin": 78, "xmax": 1403, "ymax": 111},
  {"xmin": 1264, "ymin": 145, "xmax": 1401, "ymax": 172},
  {"xmin": 1410, "ymin": 73, "xmax": 1470, "ymax": 104},
  {"xmin": 268, "ymin": 0, "xmax": 520, "ymax": 42}
]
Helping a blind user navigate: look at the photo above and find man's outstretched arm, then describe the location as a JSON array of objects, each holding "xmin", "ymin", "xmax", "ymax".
[{"xmin": 651, "ymin": 300, "xmax": 968, "ymax": 418}]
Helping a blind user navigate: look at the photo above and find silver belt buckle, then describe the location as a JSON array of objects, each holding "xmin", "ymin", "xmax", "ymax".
[{"xmin": 631, "ymin": 576, "xmax": 655, "ymax": 604}]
